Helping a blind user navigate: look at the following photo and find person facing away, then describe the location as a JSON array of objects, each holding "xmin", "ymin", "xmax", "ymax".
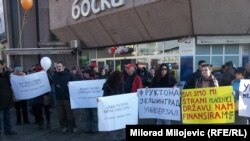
[
  {"xmin": 150, "ymin": 63, "xmax": 177, "ymax": 125},
  {"xmin": 195, "ymin": 63, "xmax": 219, "ymax": 88},
  {"xmin": 184, "ymin": 60, "xmax": 206, "ymax": 89},
  {"xmin": 0, "ymin": 60, "xmax": 17, "ymax": 135},
  {"xmin": 102, "ymin": 70, "xmax": 125, "ymax": 141},
  {"xmin": 123, "ymin": 63, "xmax": 143, "ymax": 93},
  {"xmin": 53, "ymin": 62, "xmax": 78, "ymax": 133}
]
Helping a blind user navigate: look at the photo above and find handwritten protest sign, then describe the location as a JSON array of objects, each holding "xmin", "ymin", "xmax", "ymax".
[
  {"xmin": 10, "ymin": 71, "xmax": 51, "ymax": 100},
  {"xmin": 137, "ymin": 88, "xmax": 181, "ymax": 121},
  {"xmin": 69, "ymin": 79, "xmax": 105, "ymax": 109},
  {"xmin": 98, "ymin": 93, "xmax": 138, "ymax": 131},
  {"xmin": 182, "ymin": 86, "xmax": 234, "ymax": 124},
  {"xmin": 239, "ymin": 79, "xmax": 250, "ymax": 117}
]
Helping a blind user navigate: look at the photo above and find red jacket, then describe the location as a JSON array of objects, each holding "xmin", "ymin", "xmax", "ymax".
[{"xmin": 131, "ymin": 74, "xmax": 143, "ymax": 92}]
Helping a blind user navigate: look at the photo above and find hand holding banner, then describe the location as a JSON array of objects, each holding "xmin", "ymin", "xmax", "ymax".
[
  {"xmin": 10, "ymin": 71, "xmax": 51, "ymax": 100},
  {"xmin": 98, "ymin": 93, "xmax": 138, "ymax": 131}
]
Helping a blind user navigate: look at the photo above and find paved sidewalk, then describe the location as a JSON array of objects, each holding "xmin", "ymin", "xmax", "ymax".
[{"xmin": 0, "ymin": 108, "xmax": 110, "ymax": 141}]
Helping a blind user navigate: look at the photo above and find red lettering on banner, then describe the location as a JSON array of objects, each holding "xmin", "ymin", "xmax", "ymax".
[
  {"xmin": 183, "ymin": 111, "xmax": 221, "ymax": 120},
  {"xmin": 214, "ymin": 103, "xmax": 234, "ymax": 111}
]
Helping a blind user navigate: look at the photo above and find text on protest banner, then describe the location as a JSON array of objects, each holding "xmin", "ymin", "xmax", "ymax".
[
  {"xmin": 10, "ymin": 71, "xmax": 51, "ymax": 100},
  {"xmin": 182, "ymin": 86, "xmax": 234, "ymax": 124},
  {"xmin": 69, "ymin": 79, "xmax": 105, "ymax": 109},
  {"xmin": 137, "ymin": 88, "xmax": 181, "ymax": 121},
  {"xmin": 98, "ymin": 93, "xmax": 138, "ymax": 131},
  {"xmin": 239, "ymin": 79, "xmax": 250, "ymax": 117}
]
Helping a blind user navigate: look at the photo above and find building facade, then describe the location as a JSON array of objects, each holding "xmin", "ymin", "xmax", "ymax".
[
  {"xmin": 2, "ymin": 0, "xmax": 77, "ymax": 70},
  {"xmin": 1, "ymin": 0, "xmax": 250, "ymax": 81}
]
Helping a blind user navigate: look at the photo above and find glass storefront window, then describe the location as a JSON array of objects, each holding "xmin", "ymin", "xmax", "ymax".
[
  {"xmin": 225, "ymin": 44, "xmax": 239, "ymax": 54},
  {"xmin": 106, "ymin": 60, "xmax": 114, "ymax": 71},
  {"xmin": 137, "ymin": 43, "xmax": 158, "ymax": 55},
  {"xmin": 225, "ymin": 56, "xmax": 239, "ymax": 67},
  {"xmin": 212, "ymin": 45, "xmax": 223, "ymax": 54},
  {"xmin": 196, "ymin": 45, "xmax": 210, "ymax": 55},
  {"xmin": 157, "ymin": 41, "xmax": 165, "ymax": 54},
  {"xmin": 211, "ymin": 56, "xmax": 223, "ymax": 66},
  {"xmin": 137, "ymin": 43, "xmax": 148, "ymax": 56},
  {"xmin": 195, "ymin": 44, "xmax": 240, "ymax": 69},
  {"xmin": 195, "ymin": 56, "xmax": 210, "ymax": 66},
  {"xmin": 147, "ymin": 43, "xmax": 157, "ymax": 55},
  {"xmin": 89, "ymin": 49, "xmax": 97, "ymax": 59},
  {"xmin": 164, "ymin": 47, "xmax": 179, "ymax": 54}
]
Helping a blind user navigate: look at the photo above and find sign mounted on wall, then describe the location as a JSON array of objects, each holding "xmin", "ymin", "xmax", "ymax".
[{"xmin": 72, "ymin": 0, "xmax": 125, "ymax": 19}]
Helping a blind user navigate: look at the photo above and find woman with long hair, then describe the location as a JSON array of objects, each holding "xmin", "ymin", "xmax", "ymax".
[
  {"xmin": 151, "ymin": 63, "xmax": 177, "ymax": 125},
  {"xmin": 102, "ymin": 70, "xmax": 125, "ymax": 141}
]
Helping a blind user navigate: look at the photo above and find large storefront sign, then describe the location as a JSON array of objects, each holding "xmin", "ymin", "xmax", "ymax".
[{"xmin": 72, "ymin": 0, "xmax": 125, "ymax": 19}]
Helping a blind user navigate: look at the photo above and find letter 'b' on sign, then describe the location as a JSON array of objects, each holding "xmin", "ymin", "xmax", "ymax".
[{"xmin": 40, "ymin": 57, "xmax": 52, "ymax": 71}]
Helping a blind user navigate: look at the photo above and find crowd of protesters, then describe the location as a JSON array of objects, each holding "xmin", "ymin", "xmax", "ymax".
[{"xmin": 1, "ymin": 59, "xmax": 250, "ymax": 141}]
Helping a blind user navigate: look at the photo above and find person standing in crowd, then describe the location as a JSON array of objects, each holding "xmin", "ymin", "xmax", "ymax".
[
  {"xmin": 53, "ymin": 62, "xmax": 78, "ymax": 133},
  {"xmin": 71, "ymin": 66, "xmax": 83, "ymax": 81},
  {"xmin": 150, "ymin": 63, "xmax": 177, "ymax": 125},
  {"xmin": 144, "ymin": 67, "xmax": 155, "ymax": 88},
  {"xmin": 29, "ymin": 65, "xmax": 51, "ymax": 130},
  {"xmin": 0, "ymin": 60, "xmax": 17, "ymax": 135},
  {"xmin": 195, "ymin": 63, "xmax": 219, "ymax": 88},
  {"xmin": 137, "ymin": 66, "xmax": 148, "ymax": 87},
  {"xmin": 11, "ymin": 67, "xmax": 30, "ymax": 125},
  {"xmin": 83, "ymin": 68, "xmax": 99, "ymax": 133},
  {"xmin": 99, "ymin": 68, "xmax": 109, "ymax": 79},
  {"xmin": 219, "ymin": 61, "xmax": 235, "ymax": 86},
  {"xmin": 244, "ymin": 61, "xmax": 250, "ymax": 125},
  {"xmin": 184, "ymin": 60, "xmax": 206, "ymax": 89},
  {"xmin": 231, "ymin": 67, "xmax": 247, "ymax": 124},
  {"xmin": 102, "ymin": 71, "xmax": 125, "ymax": 141},
  {"xmin": 123, "ymin": 63, "xmax": 143, "ymax": 93}
]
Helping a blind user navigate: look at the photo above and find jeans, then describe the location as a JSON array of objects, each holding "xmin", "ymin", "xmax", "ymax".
[{"xmin": 0, "ymin": 108, "xmax": 12, "ymax": 133}]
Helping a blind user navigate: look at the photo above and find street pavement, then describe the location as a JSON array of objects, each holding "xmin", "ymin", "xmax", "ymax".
[
  {"xmin": 0, "ymin": 108, "xmax": 112, "ymax": 141},
  {"xmin": 0, "ymin": 107, "xmax": 247, "ymax": 141}
]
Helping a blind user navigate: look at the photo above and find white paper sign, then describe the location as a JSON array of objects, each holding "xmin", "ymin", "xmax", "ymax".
[
  {"xmin": 10, "ymin": 71, "xmax": 51, "ymax": 100},
  {"xmin": 137, "ymin": 88, "xmax": 181, "ymax": 121},
  {"xmin": 98, "ymin": 93, "xmax": 138, "ymax": 131},
  {"xmin": 239, "ymin": 79, "xmax": 250, "ymax": 117},
  {"xmin": 69, "ymin": 79, "xmax": 105, "ymax": 109}
]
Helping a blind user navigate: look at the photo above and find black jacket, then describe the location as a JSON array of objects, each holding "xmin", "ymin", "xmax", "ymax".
[
  {"xmin": 0, "ymin": 68, "xmax": 14, "ymax": 108},
  {"xmin": 102, "ymin": 82, "xmax": 124, "ymax": 97},
  {"xmin": 53, "ymin": 70, "xmax": 73, "ymax": 100}
]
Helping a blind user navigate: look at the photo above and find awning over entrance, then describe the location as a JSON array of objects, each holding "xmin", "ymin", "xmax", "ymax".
[
  {"xmin": 50, "ymin": 0, "xmax": 250, "ymax": 48},
  {"xmin": 4, "ymin": 47, "xmax": 72, "ymax": 55}
]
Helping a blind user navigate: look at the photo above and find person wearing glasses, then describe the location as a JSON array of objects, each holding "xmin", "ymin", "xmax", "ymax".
[{"xmin": 150, "ymin": 63, "xmax": 177, "ymax": 125}]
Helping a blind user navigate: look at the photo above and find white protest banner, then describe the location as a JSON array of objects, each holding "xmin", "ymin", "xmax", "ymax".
[
  {"xmin": 69, "ymin": 79, "xmax": 105, "ymax": 109},
  {"xmin": 137, "ymin": 88, "xmax": 181, "ymax": 121},
  {"xmin": 98, "ymin": 93, "xmax": 138, "ymax": 131},
  {"xmin": 239, "ymin": 79, "xmax": 250, "ymax": 117},
  {"xmin": 10, "ymin": 71, "xmax": 51, "ymax": 100}
]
